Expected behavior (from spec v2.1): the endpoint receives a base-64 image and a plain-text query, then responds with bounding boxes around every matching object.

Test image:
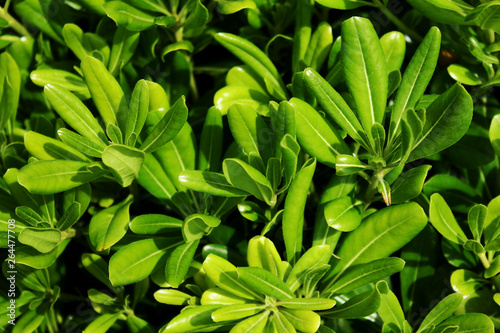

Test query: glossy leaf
[283,158,316,263]
[108,26,140,76]
[324,196,362,232]
[166,240,200,288]
[212,304,265,322]
[315,0,372,9]
[465,1,500,34]
[160,305,224,333]
[321,287,381,319]
[23,131,89,162]
[303,22,333,71]
[281,308,320,333]
[216,0,257,14]
[447,64,482,86]
[182,214,221,242]
[286,245,332,292]
[429,193,467,245]
[179,170,249,197]
[30,69,90,99]
[278,298,335,311]
[126,80,149,145]
[102,144,145,187]
[18,160,108,195]
[137,154,177,203]
[237,267,293,300]
[376,280,405,333]
[109,237,183,286]
[130,214,182,234]
[342,17,387,146]
[58,128,107,158]
[89,195,133,252]
[290,97,349,167]
[199,107,223,172]
[434,313,493,333]
[103,2,156,31]
[407,0,473,24]
[154,289,191,305]
[230,311,270,333]
[417,293,464,333]
[391,164,432,204]
[381,31,406,73]
[18,228,61,253]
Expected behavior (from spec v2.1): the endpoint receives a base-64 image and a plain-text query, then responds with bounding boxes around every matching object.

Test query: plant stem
[478,252,490,269]
[373,1,423,42]
[0,5,32,39]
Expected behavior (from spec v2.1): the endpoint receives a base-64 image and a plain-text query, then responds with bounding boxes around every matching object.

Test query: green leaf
[214,86,270,115]
[465,1,500,34]
[314,0,372,9]
[247,236,284,277]
[130,214,182,234]
[13,0,64,43]
[18,160,108,195]
[281,134,300,189]
[212,304,265,322]
[58,128,107,158]
[160,305,224,333]
[127,315,156,333]
[15,206,43,226]
[290,97,349,167]
[391,165,432,204]
[182,214,221,242]
[283,158,316,263]
[154,289,191,305]
[102,144,145,187]
[57,202,81,231]
[429,193,468,245]
[184,0,209,29]
[18,228,61,253]
[62,23,89,60]
[137,154,177,203]
[380,31,406,73]
[166,240,200,288]
[198,106,223,172]
[447,64,482,86]
[140,96,188,153]
[325,257,405,296]
[324,196,362,232]
[304,68,369,150]
[103,1,156,31]
[216,0,257,14]
[203,254,263,301]
[388,27,441,144]
[226,65,267,93]
[106,123,123,144]
[484,256,500,278]
[214,33,287,100]
[81,56,128,130]
[323,202,427,290]
[81,253,112,288]
[109,27,140,76]
[407,0,473,24]
[278,298,336,311]
[341,17,387,147]
[321,287,381,319]
[109,237,183,286]
[434,313,494,333]
[304,22,333,71]
[30,69,90,99]
[489,114,500,157]
[281,308,320,333]
[335,154,368,176]
[286,245,331,292]
[89,195,133,252]
[376,280,405,333]
[223,158,273,204]
[230,311,270,333]
[227,104,270,162]
[23,131,90,162]
[125,80,149,145]
[179,170,248,197]
[83,313,121,333]
[292,0,313,73]
[450,269,485,296]
[44,84,107,145]
[237,267,293,300]
[409,84,473,161]
[161,41,194,59]
[200,287,249,305]
[417,293,464,333]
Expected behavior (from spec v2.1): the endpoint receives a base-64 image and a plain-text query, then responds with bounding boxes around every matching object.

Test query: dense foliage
[1,0,500,332]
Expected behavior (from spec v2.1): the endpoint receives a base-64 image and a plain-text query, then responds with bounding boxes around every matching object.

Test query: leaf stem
[0,5,33,39]
[478,252,490,269]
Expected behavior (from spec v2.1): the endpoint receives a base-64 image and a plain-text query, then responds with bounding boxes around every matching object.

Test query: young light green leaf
[109,27,140,76]
[58,128,107,158]
[212,304,265,322]
[216,0,257,15]
[230,310,270,333]
[485,256,500,279]
[160,305,224,333]
[409,84,473,162]
[182,214,221,242]
[203,254,263,301]
[434,313,494,333]
[429,193,468,245]
[388,27,441,144]
[391,164,432,204]
[278,298,335,311]
[179,170,248,197]
[137,154,177,203]
[447,64,482,86]
[81,253,112,288]
[15,206,43,226]
[89,195,133,252]
[166,240,200,288]
[130,214,182,234]
[489,114,500,157]
[324,196,362,232]
[109,237,183,286]
[83,313,121,333]
[102,144,145,187]
[290,97,349,167]
[223,158,274,205]
[81,56,128,129]
[376,280,405,333]
[18,228,61,253]
[140,96,188,153]
[18,160,108,195]
[417,293,463,333]
[341,17,388,146]
[247,236,283,277]
[283,158,316,263]
[23,131,90,162]
[62,23,89,60]
[281,134,300,189]
[30,69,90,99]
[57,202,81,231]
[335,154,368,176]
[281,308,320,333]
[44,84,107,145]
[325,257,405,296]
[154,289,191,305]
[214,86,270,115]
[106,123,123,144]
[303,22,333,71]
[237,267,294,300]
[292,0,312,73]
[381,31,406,73]
[314,0,372,9]
[303,68,369,150]
[103,1,156,31]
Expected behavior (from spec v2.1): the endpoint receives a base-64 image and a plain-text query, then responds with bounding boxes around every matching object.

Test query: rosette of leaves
[295,17,473,206]
[17,55,188,194]
[0,167,90,269]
